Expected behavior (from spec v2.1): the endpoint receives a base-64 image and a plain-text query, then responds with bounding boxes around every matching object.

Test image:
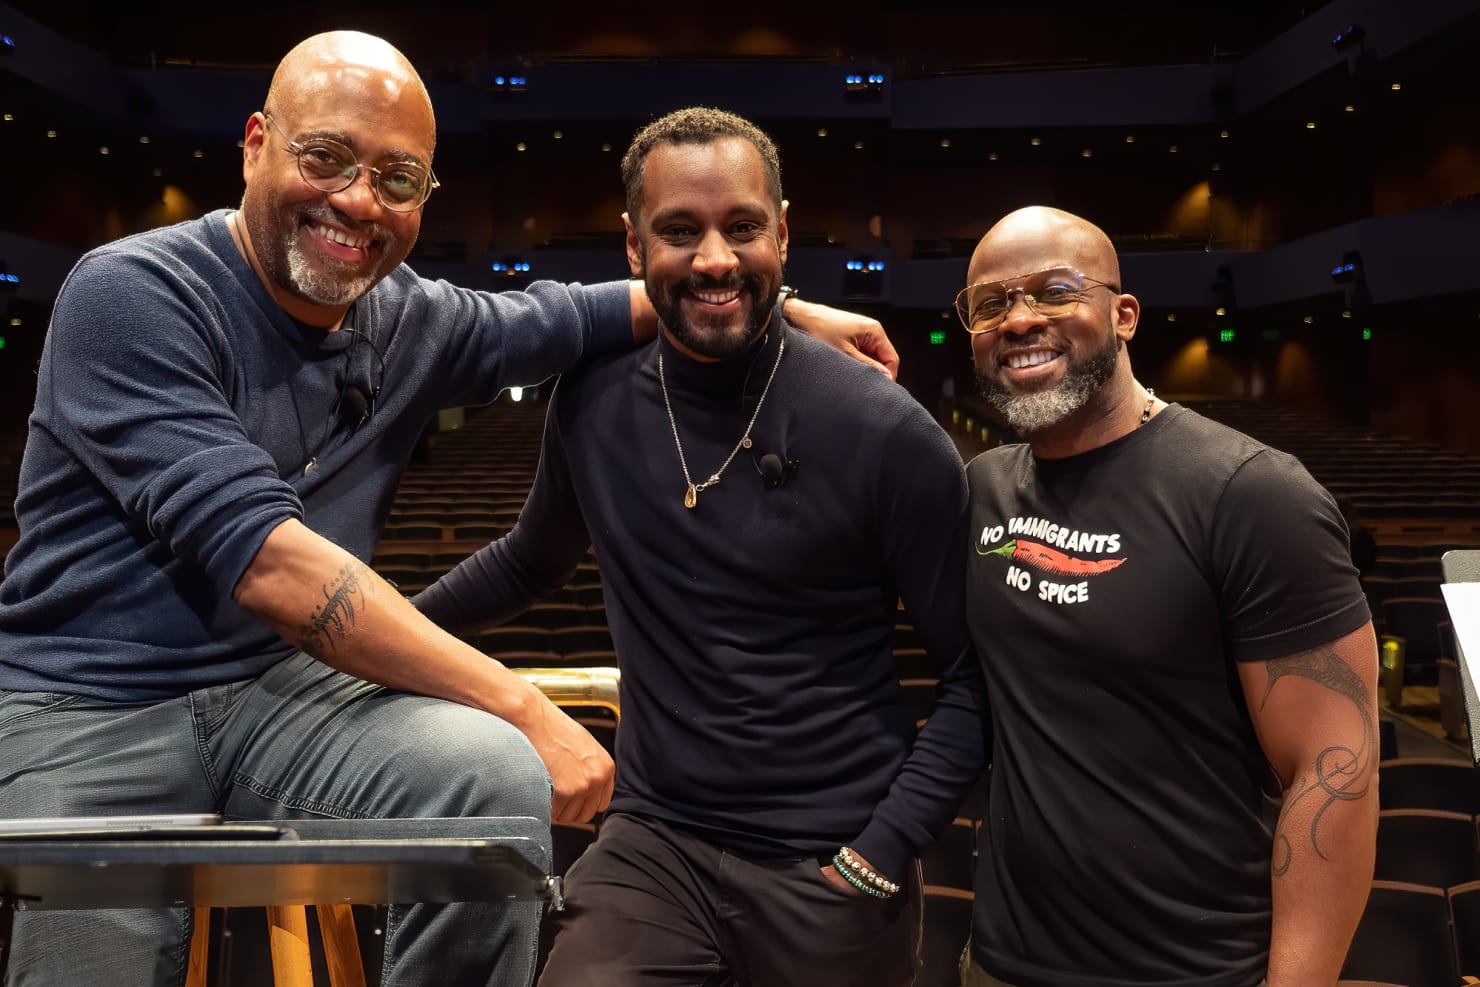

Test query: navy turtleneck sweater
[416,319,989,878]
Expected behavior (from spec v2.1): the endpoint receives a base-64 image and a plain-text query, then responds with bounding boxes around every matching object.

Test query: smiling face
[238,32,435,327]
[624,137,788,362]
[966,207,1139,441]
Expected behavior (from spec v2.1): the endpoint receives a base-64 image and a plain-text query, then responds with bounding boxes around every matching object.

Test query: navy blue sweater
[0,210,631,700]
[415,322,990,877]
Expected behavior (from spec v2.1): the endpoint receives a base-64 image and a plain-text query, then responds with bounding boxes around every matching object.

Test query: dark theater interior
[2,1,1480,985]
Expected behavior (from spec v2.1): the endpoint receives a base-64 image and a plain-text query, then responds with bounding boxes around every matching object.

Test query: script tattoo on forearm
[298,561,370,657]
[1262,647,1374,877]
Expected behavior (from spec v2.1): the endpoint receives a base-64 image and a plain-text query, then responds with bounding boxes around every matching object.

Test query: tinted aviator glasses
[262,112,440,213]
[955,267,1118,335]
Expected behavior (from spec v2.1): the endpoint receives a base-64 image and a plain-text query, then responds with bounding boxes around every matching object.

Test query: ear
[622,212,644,279]
[1113,291,1140,343]
[777,199,789,266]
[241,112,268,185]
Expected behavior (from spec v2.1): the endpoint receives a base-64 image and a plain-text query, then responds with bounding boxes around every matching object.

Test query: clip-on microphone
[759,453,800,489]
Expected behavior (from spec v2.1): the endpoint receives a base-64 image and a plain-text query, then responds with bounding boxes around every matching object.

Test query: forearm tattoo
[297,561,371,657]
[1262,647,1374,877]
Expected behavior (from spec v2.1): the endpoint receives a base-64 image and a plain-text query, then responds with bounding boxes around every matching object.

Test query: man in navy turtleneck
[415,107,989,987]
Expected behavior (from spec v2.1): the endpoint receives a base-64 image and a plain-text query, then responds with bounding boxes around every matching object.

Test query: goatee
[974,330,1120,435]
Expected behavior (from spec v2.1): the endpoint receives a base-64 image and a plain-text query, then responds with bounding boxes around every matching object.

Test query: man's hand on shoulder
[783,296,899,380]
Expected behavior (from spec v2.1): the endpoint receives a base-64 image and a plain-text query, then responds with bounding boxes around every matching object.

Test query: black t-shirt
[965,405,1369,987]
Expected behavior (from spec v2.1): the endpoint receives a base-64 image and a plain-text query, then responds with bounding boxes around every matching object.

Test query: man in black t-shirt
[957,206,1377,987]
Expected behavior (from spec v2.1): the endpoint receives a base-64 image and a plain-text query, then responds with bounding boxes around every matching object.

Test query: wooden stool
[178,672,620,987]
[187,903,365,987]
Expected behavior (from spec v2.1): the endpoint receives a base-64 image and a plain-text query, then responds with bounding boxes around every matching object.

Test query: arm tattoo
[1262,647,1374,877]
[297,561,371,657]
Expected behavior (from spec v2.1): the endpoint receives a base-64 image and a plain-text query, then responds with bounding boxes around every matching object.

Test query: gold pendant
[684,484,697,509]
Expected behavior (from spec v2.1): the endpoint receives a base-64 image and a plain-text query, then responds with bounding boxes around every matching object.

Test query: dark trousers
[539,812,922,987]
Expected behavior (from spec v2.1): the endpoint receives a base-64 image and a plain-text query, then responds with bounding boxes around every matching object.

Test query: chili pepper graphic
[980,538,1126,576]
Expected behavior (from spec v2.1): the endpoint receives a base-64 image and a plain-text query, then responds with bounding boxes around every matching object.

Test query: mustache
[299,203,395,245]
[680,274,751,293]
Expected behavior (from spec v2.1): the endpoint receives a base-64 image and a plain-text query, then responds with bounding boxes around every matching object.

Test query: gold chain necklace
[658,334,786,509]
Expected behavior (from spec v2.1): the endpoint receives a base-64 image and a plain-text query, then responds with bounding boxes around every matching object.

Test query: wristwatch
[777,284,800,307]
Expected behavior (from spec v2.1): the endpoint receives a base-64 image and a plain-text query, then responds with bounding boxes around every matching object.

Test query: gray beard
[283,238,378,307]
[976,333,1119,436]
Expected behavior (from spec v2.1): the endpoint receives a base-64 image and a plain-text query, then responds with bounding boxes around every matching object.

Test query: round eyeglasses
[262,112,440,213]
[955,266,1117,334]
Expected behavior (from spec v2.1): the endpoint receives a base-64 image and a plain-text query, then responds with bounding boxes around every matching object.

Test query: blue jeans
[0,651,553,987]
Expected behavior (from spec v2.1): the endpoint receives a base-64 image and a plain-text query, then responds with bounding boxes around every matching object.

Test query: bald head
[266,31,435,154]
[967,206,1120,289]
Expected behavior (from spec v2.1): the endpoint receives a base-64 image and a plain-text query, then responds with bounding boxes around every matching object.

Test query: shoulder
[966,442,1030,481]
[781,322,935,429]
[1157,407,1320,499]
[71,213,223,285]
[1157,406,1269,465]
[54,214,237,343]
[550,340,651,408]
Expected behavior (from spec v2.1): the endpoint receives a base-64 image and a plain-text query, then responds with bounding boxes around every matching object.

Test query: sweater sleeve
[850,407,992,878]
[413,382,593,631]
[415,277,633,408]
[38,248,302,602]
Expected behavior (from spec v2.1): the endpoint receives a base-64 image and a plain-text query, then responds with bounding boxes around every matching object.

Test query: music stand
[1440,550,1480,764]
[0,816,554,981]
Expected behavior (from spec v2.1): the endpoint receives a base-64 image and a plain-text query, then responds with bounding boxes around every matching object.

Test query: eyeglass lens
[957,268,1091,332]
[296,140,431,210]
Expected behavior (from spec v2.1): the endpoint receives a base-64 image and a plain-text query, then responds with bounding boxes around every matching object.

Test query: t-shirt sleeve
[1211,448,1371,662]
[851,401,991,877]
[38,249,304,601]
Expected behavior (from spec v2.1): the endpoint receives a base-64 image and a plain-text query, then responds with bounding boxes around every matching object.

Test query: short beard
[647,272,777,361]
[247,200,400,308]
[975,329,1120,436]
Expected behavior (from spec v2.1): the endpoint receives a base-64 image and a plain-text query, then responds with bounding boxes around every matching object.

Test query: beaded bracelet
[832,846,900,898]
[832,855,891,898]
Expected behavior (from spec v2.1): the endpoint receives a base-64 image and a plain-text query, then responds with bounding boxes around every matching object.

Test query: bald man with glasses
[0,30,893,987]
[957,207,1377,987]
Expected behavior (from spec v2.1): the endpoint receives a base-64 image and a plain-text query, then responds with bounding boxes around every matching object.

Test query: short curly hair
[621,107,783,222]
